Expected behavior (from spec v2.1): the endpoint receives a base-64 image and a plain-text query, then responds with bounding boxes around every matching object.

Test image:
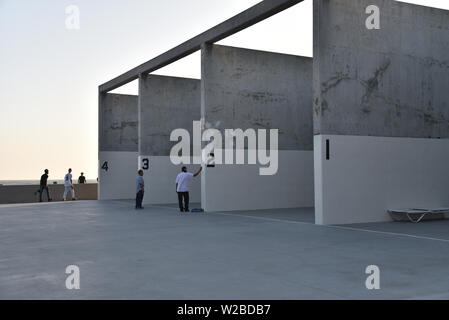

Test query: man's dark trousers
[136,190,144,208]
[177,192,189,211]
[39,185,50,202]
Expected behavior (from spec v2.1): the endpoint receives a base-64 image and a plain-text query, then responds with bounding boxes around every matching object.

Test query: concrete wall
[139,75,201,205]
[313,0,449,224]
[0,184,97,204]
[98,151,139,200]
[314,135,449,224]
[99,93,138,200]
[201,44,314,212]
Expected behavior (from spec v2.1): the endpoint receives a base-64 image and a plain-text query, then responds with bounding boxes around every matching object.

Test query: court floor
[0,200,448,299]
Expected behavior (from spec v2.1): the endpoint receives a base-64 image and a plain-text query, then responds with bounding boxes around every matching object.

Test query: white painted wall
[98,151,138,200]
[141,156,201,205]
[314,135,449,225]
[202,150,314,212]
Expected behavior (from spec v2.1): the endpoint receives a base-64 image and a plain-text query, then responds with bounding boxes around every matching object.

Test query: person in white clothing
[62,168,76,201]
[175,166,202,212]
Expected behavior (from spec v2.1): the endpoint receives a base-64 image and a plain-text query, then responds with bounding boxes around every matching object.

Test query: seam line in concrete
[328,225,449,244]
[211,212,449,243]
[212,211,312,225]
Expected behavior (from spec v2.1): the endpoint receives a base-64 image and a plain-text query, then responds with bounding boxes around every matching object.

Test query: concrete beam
[99,0,303,93]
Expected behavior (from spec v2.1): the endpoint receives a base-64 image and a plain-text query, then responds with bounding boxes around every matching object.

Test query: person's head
[68,168,72,173]
[138,170,144,176]
[182,166,187,173]
[80,172,84,176]
[44,169,49,174]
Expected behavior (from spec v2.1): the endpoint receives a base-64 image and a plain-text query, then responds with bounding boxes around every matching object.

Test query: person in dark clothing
[78,172,86,184]
[39,169,52,202]
[135,170,145,209]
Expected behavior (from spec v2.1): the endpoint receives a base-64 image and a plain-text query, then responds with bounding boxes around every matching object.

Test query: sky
[0,0,448,180]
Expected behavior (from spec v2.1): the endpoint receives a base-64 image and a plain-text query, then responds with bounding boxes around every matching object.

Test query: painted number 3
[142,158,149,170]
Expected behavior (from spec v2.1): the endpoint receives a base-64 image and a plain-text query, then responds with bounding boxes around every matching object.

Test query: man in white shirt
[63,168,76,201]
[175,166,202,212]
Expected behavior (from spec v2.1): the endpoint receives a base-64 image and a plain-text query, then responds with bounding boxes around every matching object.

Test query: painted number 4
[101,161,109,172]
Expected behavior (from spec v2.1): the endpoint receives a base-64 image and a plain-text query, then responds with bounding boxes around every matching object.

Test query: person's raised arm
[193,166,203,177]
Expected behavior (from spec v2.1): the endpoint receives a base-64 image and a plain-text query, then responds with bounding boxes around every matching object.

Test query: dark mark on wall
[361,59,391,104]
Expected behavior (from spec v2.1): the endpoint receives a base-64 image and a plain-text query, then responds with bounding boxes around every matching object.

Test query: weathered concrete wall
[99,93,138,152]
[0,184,98,204]
[314,135,449,224]
[99,93,138,200]
[313,0,449,225]
[202,44,313,150]
[201,44,314,211]
[313,0,449,138]
[139,75,201,205]
[139,75,201,156]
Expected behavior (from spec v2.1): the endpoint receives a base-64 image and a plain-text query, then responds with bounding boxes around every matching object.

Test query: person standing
[39,169,52,202]
[136,170,145,209]
[63,168,76,201]
[78,172,86,184]
[176,166,202,212]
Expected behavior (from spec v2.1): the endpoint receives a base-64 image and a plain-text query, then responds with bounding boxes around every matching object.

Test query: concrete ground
[0,200,448,300]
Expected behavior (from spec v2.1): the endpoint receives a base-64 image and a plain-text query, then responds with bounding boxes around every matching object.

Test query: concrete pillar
[313,0,449,224]
[98,93,139,200]
[201,44,314,212]
[138,74,201,205]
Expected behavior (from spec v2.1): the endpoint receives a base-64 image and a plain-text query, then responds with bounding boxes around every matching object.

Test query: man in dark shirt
[39,169,52,202]
[78,172,86,184]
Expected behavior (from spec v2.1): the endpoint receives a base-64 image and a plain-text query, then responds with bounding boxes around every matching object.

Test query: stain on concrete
[361,59,391,104]
[321,72,351,94]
